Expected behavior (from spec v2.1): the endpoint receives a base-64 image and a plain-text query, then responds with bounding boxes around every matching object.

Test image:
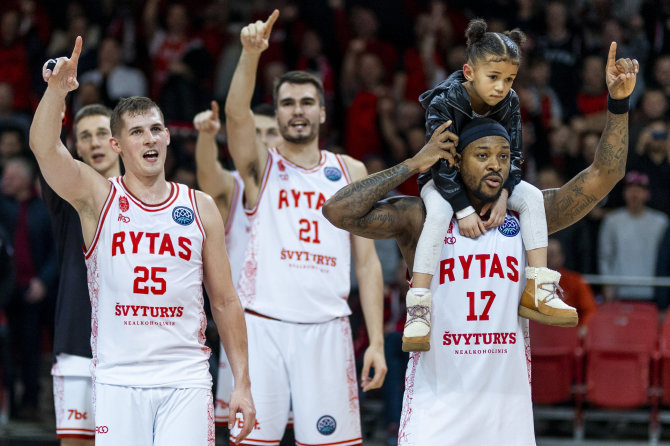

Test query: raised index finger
[263,9,279,38]
[70,36,83,64]
[210,100,220,121]
[607,41,617,68]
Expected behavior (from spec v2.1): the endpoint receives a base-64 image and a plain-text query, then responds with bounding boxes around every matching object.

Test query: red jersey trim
[271,146,327,173]
[234,437,281,445]
[245,151,274,217]
[225,175,241,235]
[84,183,116,259]
[118,177,179,211]
[57,434,96,439]
[189,188,206,241]
[334,154,352,184]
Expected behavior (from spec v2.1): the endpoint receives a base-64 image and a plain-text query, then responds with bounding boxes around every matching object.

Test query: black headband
[457,118,510,153]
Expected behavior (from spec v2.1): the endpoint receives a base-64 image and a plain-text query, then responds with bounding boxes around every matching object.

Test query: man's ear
[463,63,474,81]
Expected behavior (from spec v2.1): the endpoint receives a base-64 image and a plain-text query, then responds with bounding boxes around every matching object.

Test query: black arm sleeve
[503,93,523,193]
[417,91,472,213]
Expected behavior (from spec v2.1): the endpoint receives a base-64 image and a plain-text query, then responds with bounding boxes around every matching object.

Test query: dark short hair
[74,104,112,134]
[110,97,164,137]
[252,103,276,118]
[273,71,325,109]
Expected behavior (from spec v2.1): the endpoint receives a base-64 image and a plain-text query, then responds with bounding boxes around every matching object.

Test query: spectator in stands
[0,9,32,112]
[628,119,670,215]
[0,156,57,420]
[0,128,27,173]
[0,83,30,139]
[630,88,668,149]
[548,238,597,326]
[79,37,148,108]
[598,171,669,301]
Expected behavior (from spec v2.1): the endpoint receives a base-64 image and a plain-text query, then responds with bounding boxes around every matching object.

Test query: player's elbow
[322,200,342,228]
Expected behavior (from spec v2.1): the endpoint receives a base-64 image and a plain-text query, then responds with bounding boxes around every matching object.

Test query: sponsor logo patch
[324,167,342,181]
[316,415,336,435]
[172,206,194,226]
[498,215,520,237]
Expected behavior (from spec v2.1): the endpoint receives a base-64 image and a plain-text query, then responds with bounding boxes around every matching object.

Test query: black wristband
[607,95,629,114]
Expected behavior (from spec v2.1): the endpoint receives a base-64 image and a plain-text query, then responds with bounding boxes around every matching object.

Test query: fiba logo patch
[172,206,194,226]
[498,215,520,237]
[316,415,336,435]
[119,196,129,212]
[324,167,342,181]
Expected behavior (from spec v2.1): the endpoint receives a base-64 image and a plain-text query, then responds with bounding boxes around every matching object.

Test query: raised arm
[225,10,278,208]
[544,42,639,234]
[323,121,456,263]
[193,101,236,224]
[30,36,110,241]
[197,190,255,443]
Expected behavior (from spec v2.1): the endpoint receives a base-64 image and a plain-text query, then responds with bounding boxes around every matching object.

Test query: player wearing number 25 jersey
[85,177,211,387]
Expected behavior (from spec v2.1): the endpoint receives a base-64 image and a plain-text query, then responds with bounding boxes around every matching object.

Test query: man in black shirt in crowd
[41,103,120,445]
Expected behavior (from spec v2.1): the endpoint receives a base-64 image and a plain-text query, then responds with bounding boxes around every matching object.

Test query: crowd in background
[1,0,670,442]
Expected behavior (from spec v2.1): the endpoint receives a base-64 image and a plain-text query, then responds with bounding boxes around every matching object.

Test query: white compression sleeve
[506,180,548,250]
[414,180,455,275]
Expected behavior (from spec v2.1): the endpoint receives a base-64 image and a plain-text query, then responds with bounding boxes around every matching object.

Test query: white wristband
[455,206,475,219]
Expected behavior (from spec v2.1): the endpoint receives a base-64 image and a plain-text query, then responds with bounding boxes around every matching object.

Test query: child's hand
[458,213,486,238]
[483,190,508,229]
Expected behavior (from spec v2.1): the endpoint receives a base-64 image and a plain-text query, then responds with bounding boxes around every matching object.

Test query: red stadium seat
[585,307,658,409]
[658,312,670,406]
[530,320,581,404]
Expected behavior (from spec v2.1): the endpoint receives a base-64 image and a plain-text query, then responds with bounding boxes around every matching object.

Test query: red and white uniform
[215,171,249,425]
[85,177,210,388]
[399,214,534,446]
[238,148,352,322]
[231,149,361,446]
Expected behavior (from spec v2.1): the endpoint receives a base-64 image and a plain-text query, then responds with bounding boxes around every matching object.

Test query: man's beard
[280,122,318,144]
[471,174,504,203]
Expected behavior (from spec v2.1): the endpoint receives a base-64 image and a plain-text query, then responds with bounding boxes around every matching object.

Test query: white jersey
[224,171,249,285]
[85,177,211,388]
[399,214,534,446]
[238,148,352,323]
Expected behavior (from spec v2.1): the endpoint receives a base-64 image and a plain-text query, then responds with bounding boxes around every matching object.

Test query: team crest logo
[324,167,342,181]
[172,206,194,226]
[498,215,520,237]
[316,415,336,435]
[278,160,286,171]
[119,196,129,212]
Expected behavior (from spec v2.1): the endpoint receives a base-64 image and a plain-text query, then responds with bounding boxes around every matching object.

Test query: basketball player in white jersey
[226,10,387,446]
[323,42,638,445]
[193,101,295,441]
[30,37,255,445]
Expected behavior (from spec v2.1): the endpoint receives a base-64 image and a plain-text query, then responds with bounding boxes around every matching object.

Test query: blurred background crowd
[1,0,670,443]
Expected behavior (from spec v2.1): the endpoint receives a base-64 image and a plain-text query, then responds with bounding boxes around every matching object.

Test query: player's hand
[483,189,508,229]
[606,41,639,100]
[361,344,387,392]
[410,120,457,173]
[193,101,221,135]
[458,212,485,238]
[240,9,279,54]
[25,278,47,304]
[43,36,82,93]
[228,385,256,444]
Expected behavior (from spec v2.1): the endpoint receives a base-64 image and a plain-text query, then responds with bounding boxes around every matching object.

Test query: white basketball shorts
[94,383,214,445]
[230,314,362,446]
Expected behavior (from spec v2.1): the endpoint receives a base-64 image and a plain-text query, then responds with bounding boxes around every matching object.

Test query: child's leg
[413,180,454,288]
[508,181,578,327]
[506,180,547,267]
[403,180,454,352]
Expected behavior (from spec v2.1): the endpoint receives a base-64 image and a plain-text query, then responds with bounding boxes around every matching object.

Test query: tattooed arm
[544,42,638,234]
[323,121,457,247]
